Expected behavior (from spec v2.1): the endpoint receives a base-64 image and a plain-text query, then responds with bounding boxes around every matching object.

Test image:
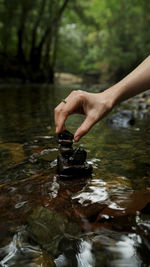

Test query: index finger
[54,93,80,133]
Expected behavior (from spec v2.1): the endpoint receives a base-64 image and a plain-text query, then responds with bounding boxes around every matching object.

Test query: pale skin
[54,55,150,142]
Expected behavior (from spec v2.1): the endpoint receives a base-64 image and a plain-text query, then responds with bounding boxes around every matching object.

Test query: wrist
[99,87,117,110]
[102,83,127,109]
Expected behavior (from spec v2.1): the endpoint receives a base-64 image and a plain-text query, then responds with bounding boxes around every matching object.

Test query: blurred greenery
[0,0,149,83]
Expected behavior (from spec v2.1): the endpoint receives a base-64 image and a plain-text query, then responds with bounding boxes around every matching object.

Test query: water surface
[0,85,150,266]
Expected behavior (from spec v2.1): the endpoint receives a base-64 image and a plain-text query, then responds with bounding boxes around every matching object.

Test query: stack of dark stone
[57,130,92,179]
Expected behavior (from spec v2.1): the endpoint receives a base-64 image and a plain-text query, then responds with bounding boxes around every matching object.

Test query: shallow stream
[0,85,150,266]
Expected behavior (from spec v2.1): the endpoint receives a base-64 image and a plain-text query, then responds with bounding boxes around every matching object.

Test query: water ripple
[72,178,108,205]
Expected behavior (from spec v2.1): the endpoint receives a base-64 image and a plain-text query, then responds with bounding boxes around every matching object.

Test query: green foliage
[0,0,149,82]
[95,0,150,79]
[0,0,70,82]
[56,0,150,81]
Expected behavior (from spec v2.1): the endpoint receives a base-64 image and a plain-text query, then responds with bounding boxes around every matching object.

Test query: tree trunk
[29,0,70,82]
[30,0,46,64]
[17,4,30,65]
[17,28,25,64]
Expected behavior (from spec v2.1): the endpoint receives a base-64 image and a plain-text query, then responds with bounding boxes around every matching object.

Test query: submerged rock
[27,206,81,257]
[107,110,135,128]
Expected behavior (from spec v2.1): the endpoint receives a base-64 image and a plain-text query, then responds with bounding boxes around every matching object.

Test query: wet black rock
[68,148,87,165]
[58,130,74,140]
[58,130,73,144]
[107,110,135,128]
[57,130,92,178]
[60,146,73,159]
[58,139,73,147]
[58,130,74,147]
[57,154,93,178]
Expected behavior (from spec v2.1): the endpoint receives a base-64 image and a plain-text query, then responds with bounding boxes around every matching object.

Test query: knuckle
[71,90,77,95]
[71,89,83,95]
[54,107,59,114]
[77,90,85,97]
[77,92,85,102]
[54,106,63,115]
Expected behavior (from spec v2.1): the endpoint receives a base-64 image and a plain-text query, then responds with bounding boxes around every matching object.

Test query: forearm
[103,55,150,108]
[54,56,150,140]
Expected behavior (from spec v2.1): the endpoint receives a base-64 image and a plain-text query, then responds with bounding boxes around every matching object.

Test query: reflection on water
[72,178,108,204]
[92,230,143,267]
[55,240,94,267]
[0,227,55,266]
[0,85,150,266]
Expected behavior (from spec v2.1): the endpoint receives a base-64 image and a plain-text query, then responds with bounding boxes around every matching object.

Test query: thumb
[74,115,95,142]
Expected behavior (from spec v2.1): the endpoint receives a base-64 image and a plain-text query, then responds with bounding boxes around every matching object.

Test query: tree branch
[57,0,70,21]
[71,1,99,29]
[38,0,70,52]
[30,0,46,55]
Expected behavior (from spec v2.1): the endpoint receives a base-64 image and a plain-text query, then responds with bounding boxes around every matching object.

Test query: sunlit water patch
[72,178,108,205]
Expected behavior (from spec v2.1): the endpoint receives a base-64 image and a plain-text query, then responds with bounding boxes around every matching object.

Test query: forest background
[0,0,150,84]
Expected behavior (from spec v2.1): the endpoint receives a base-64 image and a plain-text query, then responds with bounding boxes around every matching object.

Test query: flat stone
[58,130,73,141]
[68,148,87,165]
[60,146,73,158]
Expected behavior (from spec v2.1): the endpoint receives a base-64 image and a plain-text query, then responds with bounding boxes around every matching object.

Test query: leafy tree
[0,0,149,83]
[0,0,70,82]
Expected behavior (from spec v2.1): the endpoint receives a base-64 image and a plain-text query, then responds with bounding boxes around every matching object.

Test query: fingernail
[74,135,80,142]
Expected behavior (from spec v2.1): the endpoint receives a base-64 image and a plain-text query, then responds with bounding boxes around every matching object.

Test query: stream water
[0,84,150,266]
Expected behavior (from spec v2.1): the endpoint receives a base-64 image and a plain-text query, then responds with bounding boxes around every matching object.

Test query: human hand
[54,90,113,141]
